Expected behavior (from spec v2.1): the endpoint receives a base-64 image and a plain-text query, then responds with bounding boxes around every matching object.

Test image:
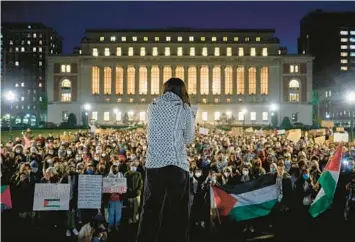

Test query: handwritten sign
[321,120,334,128]
[287,129,302,143]
[334,132,349,143]
[199,127,209,135]
[103,177,127,194]
[314,136,325,145]
[336,127,345,132]
[277,130,286,135]
[231,127,243,136]
[78,175,102,209]
[33,184,70,211]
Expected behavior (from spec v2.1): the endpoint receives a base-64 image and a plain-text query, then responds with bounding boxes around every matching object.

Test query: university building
[46,28,313,125]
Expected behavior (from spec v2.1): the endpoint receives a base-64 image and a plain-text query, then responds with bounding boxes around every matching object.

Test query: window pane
[163,66,172,83]
[104,112,110,121]
[200,66,209,95]
[115,67,124,94]
[260,67,269,95]
[127,66,135,94]
[250,112,256,121]
[92,66,100,94]
[151,66,160,95]
[225,66,233,95]
[188,66,197,95]
[237,66,245,95]
[104,67,112,94]
[262,112,268,121]
[248,67,256,94]
[139,66,148,95]
[175,66,184,80]
[212,66,221,94]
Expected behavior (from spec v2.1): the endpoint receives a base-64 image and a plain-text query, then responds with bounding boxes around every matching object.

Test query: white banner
[33,184,70,211]
[78,175,102,209]
[199,127,209,135]
[103,177,127,194]
[334,132,349,143]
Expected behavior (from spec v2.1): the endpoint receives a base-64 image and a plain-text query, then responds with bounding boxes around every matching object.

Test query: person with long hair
[136,78,195,242]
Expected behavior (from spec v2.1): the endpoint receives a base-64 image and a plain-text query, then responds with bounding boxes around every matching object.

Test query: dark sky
[2,1,355,54]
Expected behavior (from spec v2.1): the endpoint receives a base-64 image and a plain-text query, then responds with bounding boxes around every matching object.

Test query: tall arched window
[175,66,184,80]
[260,67,269,95]
[115,67,124,94]
[225,66,233,95]
[248,67,256,94]
[289,79,300,102]
[139,66,148,95]
[200,66,209,95]
[61,79,71,102]
[151,66,160,95]
[127,66,135,94]
[237,66,245,95]
[212,66,221,95]
[104,67,112,95]
[92,66,100,94]
[163,66,172,83]
[188,66,197,95]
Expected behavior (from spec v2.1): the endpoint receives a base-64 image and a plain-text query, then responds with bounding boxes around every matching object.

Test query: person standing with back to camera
[136,78,196,242]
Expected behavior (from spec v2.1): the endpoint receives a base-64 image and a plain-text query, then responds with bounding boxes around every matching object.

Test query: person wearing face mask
[219,167,235,186]
[13,144,26,162]
[125,162,143,224]
[190,168,208,229]
[30,160,41,182]
[85,162,96,175]
[283,153,292,172]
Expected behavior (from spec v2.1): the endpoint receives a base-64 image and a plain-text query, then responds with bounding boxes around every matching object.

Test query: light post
[83,103,91,128]
[269,103,279,128]
[242,108,248,128]
[6,91,16,140]
[346,92,355,142]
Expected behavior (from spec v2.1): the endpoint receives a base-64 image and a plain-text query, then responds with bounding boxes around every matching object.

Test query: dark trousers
[136,165,190,242]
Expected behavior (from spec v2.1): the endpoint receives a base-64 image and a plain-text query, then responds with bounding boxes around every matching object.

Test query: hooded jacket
[146,91,195,172]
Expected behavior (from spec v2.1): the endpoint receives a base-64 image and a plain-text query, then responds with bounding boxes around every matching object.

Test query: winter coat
[124,171,143,198]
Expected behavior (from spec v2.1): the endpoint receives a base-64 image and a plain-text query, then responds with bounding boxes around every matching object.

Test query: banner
[199,127,209,135]
[314,136,326,145]
[78,175,102,209]
[321,120,334,128]
[334,132,349,143]
[33,184,70,211]
[60,134,75,142]
[1,185,12,211]
[103,177,127,194]
[277,130,286,135]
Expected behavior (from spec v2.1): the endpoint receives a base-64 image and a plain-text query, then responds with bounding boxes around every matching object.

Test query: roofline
[85,28,276,33]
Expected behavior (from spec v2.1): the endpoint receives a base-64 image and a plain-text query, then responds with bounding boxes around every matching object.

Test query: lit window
[163,66,172,83]
[351,45,355,49]
[129,99,134,103]
[212,66,221,95]
[341,66,348,71]
[27,40,31,45]
[238,112,244,121]
[92,48,98,56]
[128,47,134,56]
[144,37,148,41]
[104,112,110,121]
[341,52,348,57]
[104,48,110,56]
[92,112,98,121]
[289,93,300,102]
[256,37,261,41]
[200,66,209,95]
[51,50,53,54]
[33,47,37,52]
[155,37,159,41]
[61,79,72,102]
[289,79,300,103]
[262,48,268,56]
[21,47,25,52]
[350,38,355,42]
[262,112,268,121]
[92,66,100,94]
[115,47,122,56]
[248,67,256,94]
[214,98,219,103]
[127,66,135,94]
[178,36,182,42]
[223,37,228,42]
[121,36,126,42]
[226,47,232,56]
[152,47,158,56]
[151,66,160,95]
[128,111,134,120]
[39,47,42,52]
[340,31,348,35]
[139,112,146,122]
[39,96,43,101]
[140,47,146,56]
[250,112,256,121]
[290,65,299,73]
[202,47,208,56]
[39,61,42,66]
[28,25,31,29]
[214,112,221,121]
[115,112,122,121]
[139,66,148,95]
[341,59,348,64]
[351,31,355,35]
[15,83,19,87]
[225,66,233,95]
[190,47,195,56]
[21,82,25,87]
[234,37,239,42]
[15,47,19,52]
[9,40,13,45]
[237,66,245,95]
[238,47,244,56]
[341,38,348,42]
[104,67,112,94]
[61,65,66,72]
[21,96,24,101]
[110,36,116,41]
[202,112,208,121]
[245,37,250,41]
[351,52,355,57]
[202,98,207,104]
[212,37,217,42]
[289,79,300,90]
[341,45,348,49]
[188,66,197,95]
[166,36,171,41]
[39,83,42,87]
[329,90,332,97]
[250,47,256,56]
[177,47,183,56]
[15,61,19,66]
[175,66,184,80]
[201,37,205,41]
[189,36,194,42]
[165,47,170,56]
[260,67,269,95]
[39,40,42,45]
[115,66,124,94]
[214,47,220,56]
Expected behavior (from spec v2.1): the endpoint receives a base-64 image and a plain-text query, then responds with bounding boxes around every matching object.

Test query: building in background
[46,28,313,126]
[1,22,62,126]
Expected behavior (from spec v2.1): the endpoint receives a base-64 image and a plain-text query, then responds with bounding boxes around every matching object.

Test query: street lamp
[5,91,16,140]
[269,103,279,128]
[242,108,248,128]
[83,103,91,128]
[346,91,355,142]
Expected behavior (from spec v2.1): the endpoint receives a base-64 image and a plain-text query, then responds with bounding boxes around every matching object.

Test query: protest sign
[314,136,325,145]
[255,129,264,137]
[231,127,243,136]
[1,185,12,211]
[245,127,254,133]
[33,184,70,211]
[78,175,102,209]
[287,129,302,143]
[336,127,345,132]
[321,120,334,128]
[103,177,127,194]
[277,130,286,135]
[334,132,349,143]
[308,129,326,137]
[199,127,209,135]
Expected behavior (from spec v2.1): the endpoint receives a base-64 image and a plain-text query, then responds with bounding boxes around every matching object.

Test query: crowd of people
[1,126,355,242]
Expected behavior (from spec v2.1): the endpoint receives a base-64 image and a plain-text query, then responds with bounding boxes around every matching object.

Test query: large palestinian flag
[211,174,278,221]
[309,144,342,218]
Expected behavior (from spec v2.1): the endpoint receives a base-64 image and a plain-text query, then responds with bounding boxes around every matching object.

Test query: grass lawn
[1,129,86,142]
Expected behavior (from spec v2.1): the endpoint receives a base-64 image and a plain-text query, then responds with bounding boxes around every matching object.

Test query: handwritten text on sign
[103,177,127,194]
[78,175,102,209]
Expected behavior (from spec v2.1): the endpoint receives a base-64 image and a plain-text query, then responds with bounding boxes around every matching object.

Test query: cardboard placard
[33,184,70,211]
[336,127,345,132]
[308,129,326,137]
[245,127,254,133]
[199,127,209,135]
[103,177,127,194]
[287,129,302,143]
[334,132,349,143]
[314,136,326,145]
[277,130,286,135]
[78,175,102,209]
[231,127,244,136]
[321,120,334,128]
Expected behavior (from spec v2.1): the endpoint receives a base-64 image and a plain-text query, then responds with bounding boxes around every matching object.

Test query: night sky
[2,1,355,54]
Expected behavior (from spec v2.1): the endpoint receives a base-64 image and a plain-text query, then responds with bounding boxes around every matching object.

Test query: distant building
[46,28,313,125]
[1,22,62,126]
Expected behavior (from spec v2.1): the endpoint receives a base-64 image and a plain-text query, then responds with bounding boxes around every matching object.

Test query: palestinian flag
[43,199,61,208]
[1,185,12,211]
[211,174,278,221]
[309,144,342,218]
